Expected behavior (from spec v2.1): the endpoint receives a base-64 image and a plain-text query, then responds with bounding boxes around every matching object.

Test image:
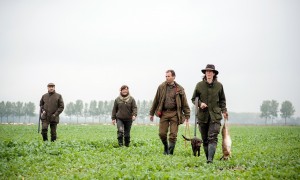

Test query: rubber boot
[51,136,56,142]
[42,133,48,141]
[168,142,176,155]
[162,141,169,155]
[203,145,208,160]
[207,143,217,163]
[118,137,123,147]
[124,137,130,147]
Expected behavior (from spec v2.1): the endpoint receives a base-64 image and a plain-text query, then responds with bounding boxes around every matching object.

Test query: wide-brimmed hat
[201,64,219,75]
[47,83,55,87]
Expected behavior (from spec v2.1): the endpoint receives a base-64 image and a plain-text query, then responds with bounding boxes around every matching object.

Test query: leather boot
[207,143,217,163]
[168,142,176,155]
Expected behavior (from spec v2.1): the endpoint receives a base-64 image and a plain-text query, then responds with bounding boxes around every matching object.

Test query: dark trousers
[198,116,221,147]
[41,120,57,141]
[117,119,133,146]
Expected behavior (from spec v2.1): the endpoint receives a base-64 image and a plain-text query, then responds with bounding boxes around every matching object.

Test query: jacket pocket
[212,107,222,120]
[197,111,206,122]
[50,116,59,123]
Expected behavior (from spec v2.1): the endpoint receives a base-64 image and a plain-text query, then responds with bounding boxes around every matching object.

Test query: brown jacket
[40,91,64,123]
[150,81,190,124]
[111,95,137,121]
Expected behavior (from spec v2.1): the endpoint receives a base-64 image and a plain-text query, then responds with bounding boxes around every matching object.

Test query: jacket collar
[48,91,55,95]
[163,81,183,95]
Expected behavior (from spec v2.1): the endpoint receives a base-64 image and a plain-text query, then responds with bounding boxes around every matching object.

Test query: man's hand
[150,116,154,122]
[200,102,208,109]
[223,112,228,120]
[112,119,116,125]
[132,116,136,121]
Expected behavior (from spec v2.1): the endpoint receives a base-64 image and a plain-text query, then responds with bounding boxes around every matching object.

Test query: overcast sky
[0,0,299,116]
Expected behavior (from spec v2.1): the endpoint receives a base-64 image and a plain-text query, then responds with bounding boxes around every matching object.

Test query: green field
[0,124,299,179]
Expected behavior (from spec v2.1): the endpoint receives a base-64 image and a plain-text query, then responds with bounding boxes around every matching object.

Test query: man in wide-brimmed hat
[191,64,228,163]
[39,83,64,142]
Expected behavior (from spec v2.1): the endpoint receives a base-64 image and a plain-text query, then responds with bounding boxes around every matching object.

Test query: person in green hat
[40,83,64,142]
[191,64,228,163]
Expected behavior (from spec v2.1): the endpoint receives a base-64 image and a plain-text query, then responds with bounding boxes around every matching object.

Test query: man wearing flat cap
[39,83,64,141]
[191,64,228,163]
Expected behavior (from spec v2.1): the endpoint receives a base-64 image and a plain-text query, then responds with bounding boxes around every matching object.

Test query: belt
[163,108,177,112]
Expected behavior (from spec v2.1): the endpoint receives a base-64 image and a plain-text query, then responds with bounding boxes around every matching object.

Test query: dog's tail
[182,135,191,141]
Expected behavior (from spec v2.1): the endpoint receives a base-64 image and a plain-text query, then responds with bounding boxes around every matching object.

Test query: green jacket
[111,95,137,121]
[150,81,190,124]
[40,91,64,123]
[191,80,227,123]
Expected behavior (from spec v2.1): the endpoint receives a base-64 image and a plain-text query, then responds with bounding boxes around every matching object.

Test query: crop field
[0,124,299,179]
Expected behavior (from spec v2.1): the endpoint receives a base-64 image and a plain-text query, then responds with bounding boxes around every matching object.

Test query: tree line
[0,101,36,123]
[260,100,295,125]
[64,99,156,124]
[0,99,297,125]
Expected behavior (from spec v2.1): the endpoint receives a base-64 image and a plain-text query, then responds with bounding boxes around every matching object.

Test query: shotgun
[194,97,199,137]
[38,106,41,133]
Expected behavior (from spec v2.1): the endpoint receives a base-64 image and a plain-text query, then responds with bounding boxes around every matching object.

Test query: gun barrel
[194,97,199,137]
[38,106,41,133]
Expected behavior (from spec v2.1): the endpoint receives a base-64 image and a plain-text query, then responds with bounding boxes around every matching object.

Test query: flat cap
[47,83,55,87]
